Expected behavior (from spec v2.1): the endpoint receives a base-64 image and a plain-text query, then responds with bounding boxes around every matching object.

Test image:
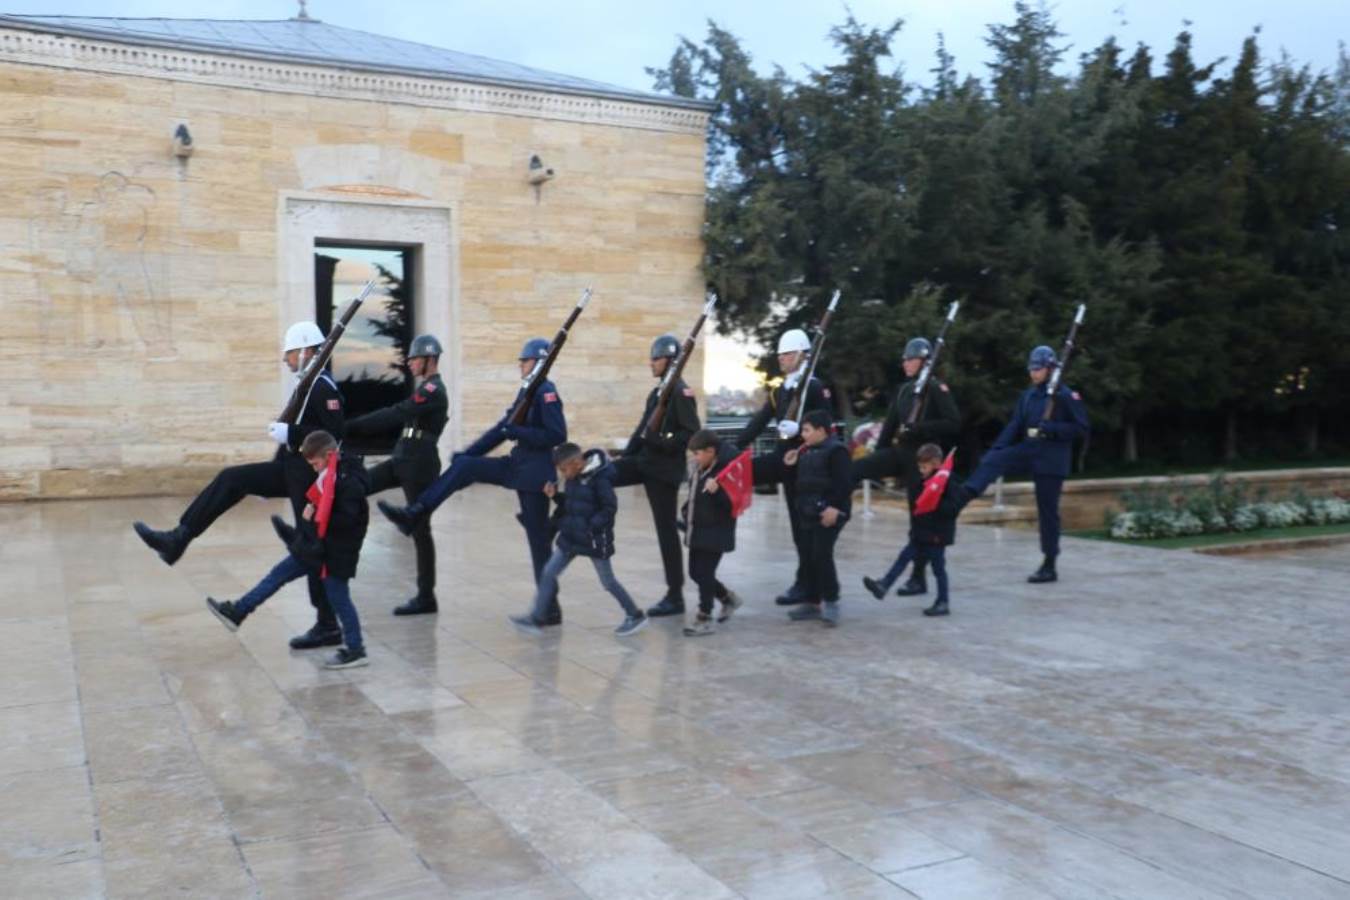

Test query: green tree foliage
[651,4,1350,468]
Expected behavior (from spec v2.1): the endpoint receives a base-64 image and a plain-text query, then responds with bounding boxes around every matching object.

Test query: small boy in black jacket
[784,409,852,626]
[509,443,648,637]
[863,443,959,616]
[207,431,372,668]
[681,430,743,637]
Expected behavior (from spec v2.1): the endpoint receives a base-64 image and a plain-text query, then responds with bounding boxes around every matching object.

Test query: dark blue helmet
[519,338,550,361]
[1027,345,1057,371]
[409,334,443,359]
[903,337,932,360]
[650,334,680,360]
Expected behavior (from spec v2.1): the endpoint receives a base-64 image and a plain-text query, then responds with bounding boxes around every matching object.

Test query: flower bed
[1106,474,1350,540]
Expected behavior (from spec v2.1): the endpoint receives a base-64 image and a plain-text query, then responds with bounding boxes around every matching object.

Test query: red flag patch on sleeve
[682,387,695,397]
[424,382,437,392]
[326,399,340,411]
[413,392,427,404]
[1072,391,1082,401]
[543,392,558,403]
[823,388,832,399]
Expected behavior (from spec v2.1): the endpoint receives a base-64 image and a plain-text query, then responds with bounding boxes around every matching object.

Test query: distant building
[0,14,710,499]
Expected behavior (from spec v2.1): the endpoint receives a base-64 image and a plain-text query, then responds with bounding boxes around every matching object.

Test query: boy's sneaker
[683,614,716,637]
[323,646,368,669]
[716,590,743,623]
[821,600,840,627]
[615,612,648,636]
[509,613,543,636]
[861,577,886,600]
[206,597,246,632]
[788,603,822,622]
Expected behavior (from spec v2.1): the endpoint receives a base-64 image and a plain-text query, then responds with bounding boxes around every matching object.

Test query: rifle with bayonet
[903,300,960,433]
[507,287,593,426]
[783,289,842,426]
[645,296,716,438]
[278,279,375,424]
[1041,303,1086,422]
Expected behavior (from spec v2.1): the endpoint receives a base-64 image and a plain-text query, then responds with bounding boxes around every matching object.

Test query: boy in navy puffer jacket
[510,443,648,636]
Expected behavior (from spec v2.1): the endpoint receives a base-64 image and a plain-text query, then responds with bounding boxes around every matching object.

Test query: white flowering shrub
[1230,507,1262,532]
[1252,501,1306,528]
[1105,473,1350,540]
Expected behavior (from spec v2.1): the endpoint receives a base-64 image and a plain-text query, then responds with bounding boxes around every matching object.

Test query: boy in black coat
[681,430,743,637]
[206,431,373,668]
[863,443,959,616]
[510,444,648,637]
[783,409,853,627]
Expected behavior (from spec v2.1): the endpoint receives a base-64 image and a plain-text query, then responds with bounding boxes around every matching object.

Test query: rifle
[278,279,376,425]
[645,296,716,438]
[904,300,960,431]
[783,289,842,426]
[1042,303,1086,421]
[506,287,593,426]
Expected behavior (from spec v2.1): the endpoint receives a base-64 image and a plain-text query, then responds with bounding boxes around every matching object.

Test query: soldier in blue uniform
[613,334,701,618]
[377,338,567,623]
[132,320,345,649]
[346,334,449,617]
[736,328,835,606]
[957,345,1089,583]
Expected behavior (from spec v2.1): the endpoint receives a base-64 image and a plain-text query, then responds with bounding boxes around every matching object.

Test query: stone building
[0,13,710,500]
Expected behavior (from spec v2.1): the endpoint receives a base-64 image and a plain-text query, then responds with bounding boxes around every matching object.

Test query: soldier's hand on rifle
[820,506,841,528]
[267,422,289,445]
[777,420,800,440]
[703,478,720,494]
[1026,427,1042,439]
[783,448,800,467]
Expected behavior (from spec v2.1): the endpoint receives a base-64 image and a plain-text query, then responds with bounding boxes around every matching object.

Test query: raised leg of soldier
[134,459,287,565]
[379,454,510,535]
[960,442,1037,503]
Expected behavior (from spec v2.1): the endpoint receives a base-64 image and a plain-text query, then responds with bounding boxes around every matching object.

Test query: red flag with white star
[714,448,754,518]
[913,449,955,516]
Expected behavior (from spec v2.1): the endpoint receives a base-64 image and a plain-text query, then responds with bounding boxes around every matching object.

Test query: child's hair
[916,443,943,464]
[299,430,337,459]
[802,409,833,431]
[688,429,720,452]
[551,442,583,465]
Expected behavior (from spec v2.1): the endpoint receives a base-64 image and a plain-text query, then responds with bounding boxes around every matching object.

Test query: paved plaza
[2,485,1348,899]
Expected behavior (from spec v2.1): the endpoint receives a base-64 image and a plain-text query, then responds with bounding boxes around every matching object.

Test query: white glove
[782,371,802,391]
[267,422,290,445]
[777,419,800,440]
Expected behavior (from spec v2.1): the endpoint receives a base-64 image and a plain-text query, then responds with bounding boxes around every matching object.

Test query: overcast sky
[14,1,1348,94]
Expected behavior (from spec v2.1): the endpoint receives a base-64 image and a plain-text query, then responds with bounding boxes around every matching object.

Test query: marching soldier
[851,337,961,597]
[346,334,449,616]
[956,345,1089,583]
[613,334,701,618]
[133,321,345,649]
[377,338,567,624]
[736,328,835,606]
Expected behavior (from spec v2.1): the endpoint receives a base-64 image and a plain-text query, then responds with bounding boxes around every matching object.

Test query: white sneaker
[682,614,716,637]
[716,589,742,623]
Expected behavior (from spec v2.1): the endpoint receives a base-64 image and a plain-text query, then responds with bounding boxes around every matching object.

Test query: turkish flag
[303,450,339,577]
[714,448,754,518]
[913,449,955,516]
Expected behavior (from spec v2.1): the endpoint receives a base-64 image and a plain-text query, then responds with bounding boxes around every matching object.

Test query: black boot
[377,500,425,537]
[206,597,247,631]
[539,602,563,627]
[861,577,887,600]
[775,584,808,606]
[894,576,927,597]
[133,521,189,566]
[270,514,297,548]
[393,595,438,616]
[289,623,343,649]
[922,598,949,617]
[647,597,685,617]
[1027,558,1058,584]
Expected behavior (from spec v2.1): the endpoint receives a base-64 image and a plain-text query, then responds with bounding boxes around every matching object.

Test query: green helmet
[409,334,443,359]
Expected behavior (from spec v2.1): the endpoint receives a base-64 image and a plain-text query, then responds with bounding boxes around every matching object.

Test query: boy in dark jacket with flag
[783,409,853,626]
[863,443,959,617]
[681,430,745,637]
[206,431,373,668]
[510,444,647,636]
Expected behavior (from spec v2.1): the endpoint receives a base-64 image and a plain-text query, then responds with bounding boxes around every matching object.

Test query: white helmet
[776,328,811,354]
[283,321,325,352]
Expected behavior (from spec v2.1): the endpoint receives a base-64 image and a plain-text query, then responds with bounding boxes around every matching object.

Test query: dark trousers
[965,442,1065,559]
[234,555,363,652]
[367,448,440,598]
[415,454,560,619]
[751,452,807,588]
[802,521,845,603]
[880,541,949,604]
[610,458,684,601]
[852,446,927,584]
[688,549,729,615]
[178,453,333,630]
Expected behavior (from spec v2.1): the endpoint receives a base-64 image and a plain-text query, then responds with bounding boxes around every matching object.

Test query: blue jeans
[880,541,949,604]
[529,547,638,622]
[235,555,363,652]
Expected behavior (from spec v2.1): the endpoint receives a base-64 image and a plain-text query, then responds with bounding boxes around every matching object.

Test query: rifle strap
[296,371,335,426]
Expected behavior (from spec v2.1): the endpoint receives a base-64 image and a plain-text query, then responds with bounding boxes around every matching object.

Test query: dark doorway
[314,243,415,456]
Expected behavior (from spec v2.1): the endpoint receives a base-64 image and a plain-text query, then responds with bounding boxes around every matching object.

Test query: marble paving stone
[887,856,1053,900]
[0,700,86,776]
[785,747,977,813]
[809,815,967,876]
[83,703,201,785]
[0,766,98,866]
[394,705,552,781]
[242,824,447,898]
[0,858,105,899]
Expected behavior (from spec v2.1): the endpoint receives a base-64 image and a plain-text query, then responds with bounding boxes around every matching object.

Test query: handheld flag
[303,450,340,577]
[714,448,754,518]
[913,449,955,516]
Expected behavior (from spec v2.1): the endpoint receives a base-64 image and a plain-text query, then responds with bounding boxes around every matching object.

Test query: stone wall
[0,47,709,499]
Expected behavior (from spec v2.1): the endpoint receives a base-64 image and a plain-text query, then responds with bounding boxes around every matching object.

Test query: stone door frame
[277,191,460,450]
